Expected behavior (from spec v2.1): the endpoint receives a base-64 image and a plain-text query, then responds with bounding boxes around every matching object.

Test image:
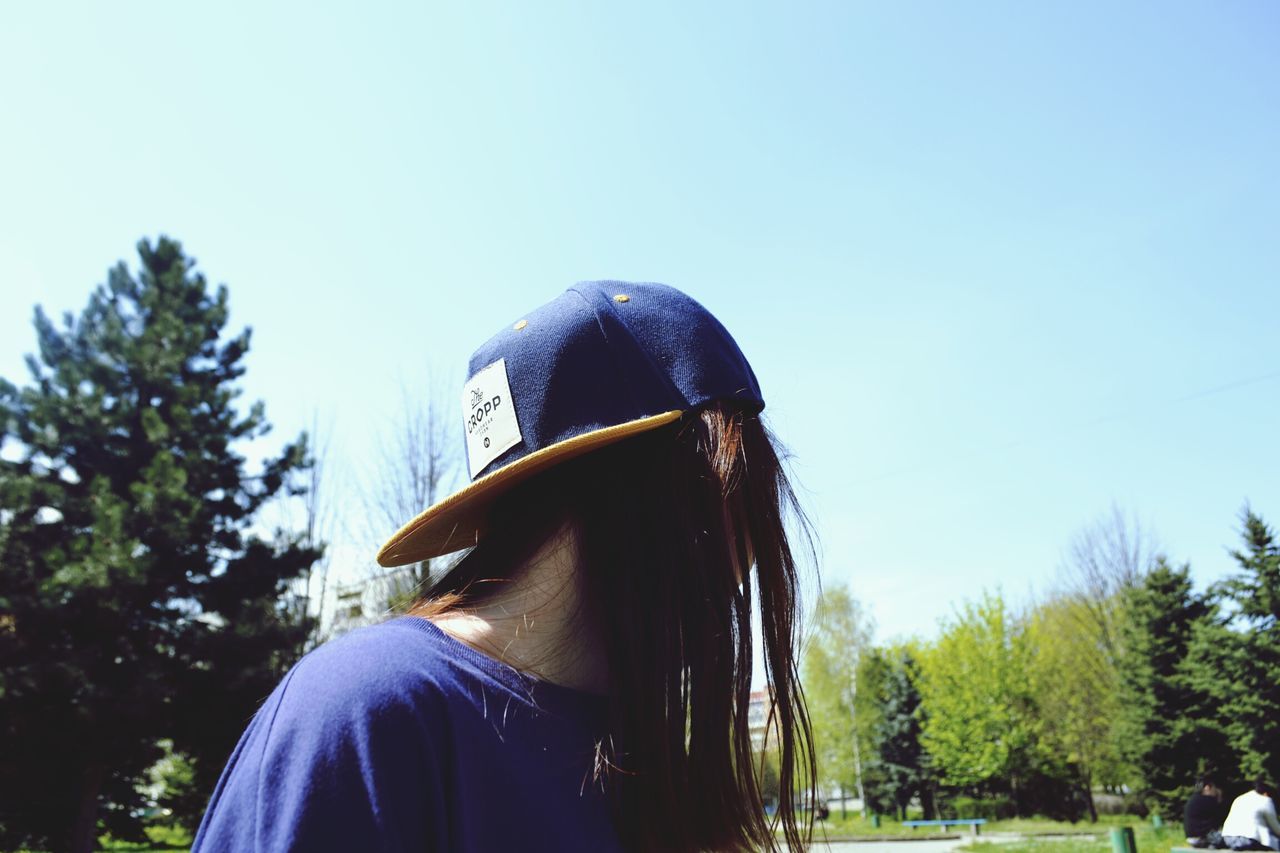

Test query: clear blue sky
[2,2,1277,642]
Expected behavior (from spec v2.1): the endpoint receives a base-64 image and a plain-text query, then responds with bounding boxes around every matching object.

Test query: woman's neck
[429,527,609,694]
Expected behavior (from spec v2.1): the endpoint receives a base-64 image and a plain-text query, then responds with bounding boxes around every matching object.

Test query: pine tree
[1115,558,1226,816]
[0,237,320,852]
[1222,510,1280,781]
[869,649,932,820]
[1187,509,1280,785]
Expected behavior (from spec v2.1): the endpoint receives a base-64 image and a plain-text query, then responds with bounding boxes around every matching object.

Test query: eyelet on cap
[513,319,528,331]
[614,294,630,303]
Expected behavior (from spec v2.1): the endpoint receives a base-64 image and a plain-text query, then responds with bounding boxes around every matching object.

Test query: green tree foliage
[863,646,933,819]
[1219,509,1280,781]
[1115,558,1226,816]
[802,585,873,805]
[1026,593,1124,820]
[144,740,202,830]
[839,509,1277,821]
[1186,509,1280,785]
[852,647,891,814]
[1225,510,1280,625]
[915,592,1041,800]
[759,746,781,809]
[0,238,320,852]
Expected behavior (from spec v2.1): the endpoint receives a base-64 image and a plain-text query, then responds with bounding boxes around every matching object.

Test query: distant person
[1222,778,1280,851]
[1185,775,1228,848]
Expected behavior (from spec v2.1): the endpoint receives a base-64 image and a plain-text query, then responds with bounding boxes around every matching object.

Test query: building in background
[748,689,773,750]
[325,565,423,638]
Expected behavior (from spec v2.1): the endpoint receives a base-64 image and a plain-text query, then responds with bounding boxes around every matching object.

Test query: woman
[193,281,817,852]
[1222,778,1280,851]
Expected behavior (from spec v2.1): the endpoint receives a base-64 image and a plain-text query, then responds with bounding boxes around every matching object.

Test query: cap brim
[375,409,684,567]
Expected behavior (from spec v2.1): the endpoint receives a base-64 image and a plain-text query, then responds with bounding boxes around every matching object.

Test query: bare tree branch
[360,371,462,610]
[1059,503,1161,661]
[302,412,336,648]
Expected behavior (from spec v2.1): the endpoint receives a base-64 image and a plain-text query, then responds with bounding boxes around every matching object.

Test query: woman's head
[413,403,816,852]
[375,281,764,567]
[380,282,816,851]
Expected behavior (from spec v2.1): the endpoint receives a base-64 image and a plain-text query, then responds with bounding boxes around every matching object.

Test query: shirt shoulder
[193,617,513,852]
[288,616,485,706]
[280,616,539,725]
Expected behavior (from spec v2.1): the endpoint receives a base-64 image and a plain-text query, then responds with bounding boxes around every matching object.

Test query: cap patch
[462,359,523,479]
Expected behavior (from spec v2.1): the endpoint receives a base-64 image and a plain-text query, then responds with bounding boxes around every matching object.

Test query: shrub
[941,795,1015,820]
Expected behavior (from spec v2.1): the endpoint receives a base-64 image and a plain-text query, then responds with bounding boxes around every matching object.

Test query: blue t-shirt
[193,616,622,852]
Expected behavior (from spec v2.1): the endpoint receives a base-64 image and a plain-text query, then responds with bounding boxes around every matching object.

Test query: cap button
[613,294,630,303]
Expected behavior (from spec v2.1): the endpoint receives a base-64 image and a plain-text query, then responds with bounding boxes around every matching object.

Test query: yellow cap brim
[375,409,684,567]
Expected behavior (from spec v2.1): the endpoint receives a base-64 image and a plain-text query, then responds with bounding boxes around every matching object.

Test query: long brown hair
[410,404,816,851]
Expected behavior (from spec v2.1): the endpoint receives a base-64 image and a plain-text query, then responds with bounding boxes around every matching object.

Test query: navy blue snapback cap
[375,280,763,566]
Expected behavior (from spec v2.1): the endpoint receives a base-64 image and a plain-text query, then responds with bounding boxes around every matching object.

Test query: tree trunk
[846,662,868,818]
[921,784,937,820]
[1084,771,1098,823]
[67,763,105,853]
[852,730,867,818]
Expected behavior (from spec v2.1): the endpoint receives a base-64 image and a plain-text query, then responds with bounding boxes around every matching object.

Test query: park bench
[902,818,988,836]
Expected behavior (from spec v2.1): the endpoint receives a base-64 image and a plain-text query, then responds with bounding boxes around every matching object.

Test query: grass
[969,839,1109,853]
[110,820,1178,853]
[807,812,1109,838]
[967,823,1182,853]
[804,811,1171,844]
[979,815,1143,835]
[117,817,1180,853]
[15,825,192,853]
[99,824,193,852]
